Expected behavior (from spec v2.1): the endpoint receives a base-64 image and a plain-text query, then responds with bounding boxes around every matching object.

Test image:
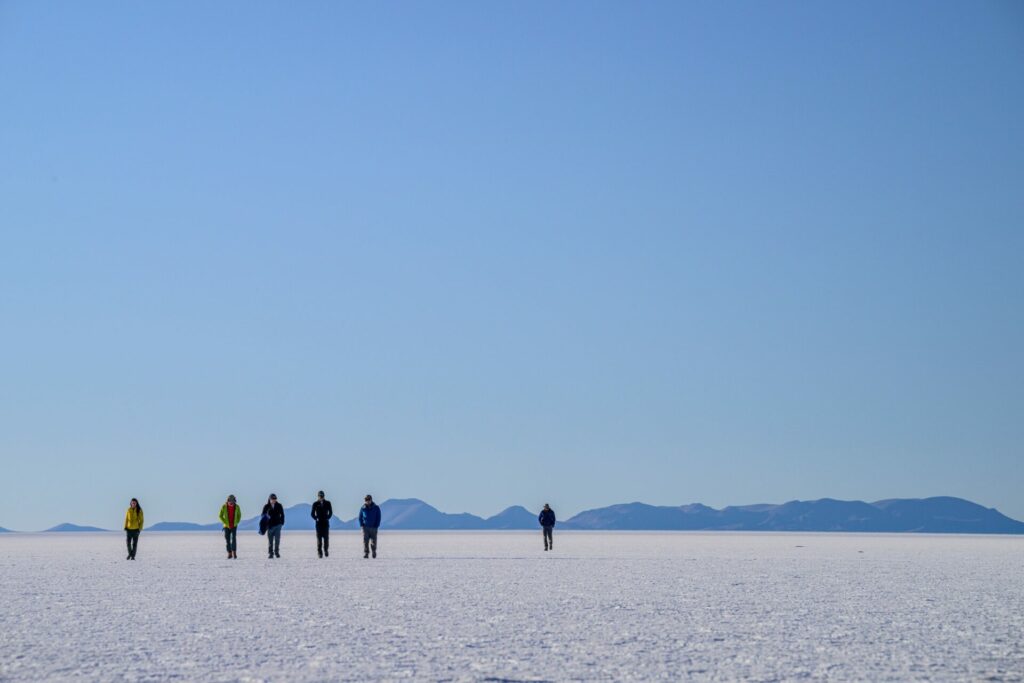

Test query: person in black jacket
[539,503,556,551]
[263,494,286,558]
[311,490,333,558]
[359,495,381,558]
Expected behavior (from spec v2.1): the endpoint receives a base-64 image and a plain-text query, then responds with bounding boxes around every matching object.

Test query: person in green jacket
[124,498,143,560]
[219,495,241,559]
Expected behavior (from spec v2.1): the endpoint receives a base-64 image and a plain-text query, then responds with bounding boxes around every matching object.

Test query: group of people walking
[214,492,383,560]
[124,495,556,560]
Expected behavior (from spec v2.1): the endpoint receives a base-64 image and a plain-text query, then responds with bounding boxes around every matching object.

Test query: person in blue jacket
[359,494,381,558]
[539,503,556,551]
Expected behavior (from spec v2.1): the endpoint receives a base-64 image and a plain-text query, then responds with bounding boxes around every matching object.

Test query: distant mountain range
[564,497,1024,533]
[7,497,1022,534]
[146,499,539,532]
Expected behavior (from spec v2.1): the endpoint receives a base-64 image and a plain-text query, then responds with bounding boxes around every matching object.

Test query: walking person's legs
[127,530,140,559]
[316,525,329,557]
[125,530,133,559]
[267,526,280,558]
[363,527,378,557]
[224,527,233,557]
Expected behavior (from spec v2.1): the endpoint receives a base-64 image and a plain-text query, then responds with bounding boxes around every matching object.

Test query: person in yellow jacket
[219,495,241,559]
[124,498,144,560]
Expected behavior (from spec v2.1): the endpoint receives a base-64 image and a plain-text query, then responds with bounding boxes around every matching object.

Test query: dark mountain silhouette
[122,496,1023,534]
[45,523,108,532]
[482,505,538,529]
[377,498,487,529]
[563,497,1024,533]
[871,496,1024,534]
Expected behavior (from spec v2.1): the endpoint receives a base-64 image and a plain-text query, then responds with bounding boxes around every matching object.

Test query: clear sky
[1,2,1022,531]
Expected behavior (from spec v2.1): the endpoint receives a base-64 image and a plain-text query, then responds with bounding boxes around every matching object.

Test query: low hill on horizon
[44,523,108,532]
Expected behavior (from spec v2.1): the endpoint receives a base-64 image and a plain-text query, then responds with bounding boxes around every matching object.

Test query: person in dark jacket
[359,494,381,558]
[311,490,333,558]
[262,494,285,558]
[539,503,556,551]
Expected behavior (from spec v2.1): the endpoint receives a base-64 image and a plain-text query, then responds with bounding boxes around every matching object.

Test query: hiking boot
[324,549,329,558]
[363,552,369,559]
[318,550,323,558]
[372,550,376,558]
[275,551,280,558]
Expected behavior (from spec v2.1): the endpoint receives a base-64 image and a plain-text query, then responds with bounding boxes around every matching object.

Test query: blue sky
[1,2,1022,531]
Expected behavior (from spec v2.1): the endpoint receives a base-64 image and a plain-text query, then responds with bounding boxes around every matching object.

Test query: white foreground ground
[1,531,1021,682]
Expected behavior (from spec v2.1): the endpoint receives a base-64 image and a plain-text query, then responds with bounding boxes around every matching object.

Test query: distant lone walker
[359,495,381,558]
[311,490,333,558]
[220,495,240,559]
[124,498,144,560]
[263,494,285,559]
[539,503,556,551]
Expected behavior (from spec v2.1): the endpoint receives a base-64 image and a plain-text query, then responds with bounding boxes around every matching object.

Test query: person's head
[269,493,278,505]
[227,494,236,505]
[543,503,551,510]
[317,491,325,500]
[129,498,139,509]
[364,495,373,505]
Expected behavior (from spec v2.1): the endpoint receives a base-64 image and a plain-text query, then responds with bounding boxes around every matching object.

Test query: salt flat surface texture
[1,531,1022,682]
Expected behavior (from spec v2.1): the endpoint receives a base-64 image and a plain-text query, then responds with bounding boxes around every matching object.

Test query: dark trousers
[543,525,554,549]
[224,527,237,552]
[316,523,330,554]
[267,525,282,555]
[125,529,140,557]
[362,527,378,555]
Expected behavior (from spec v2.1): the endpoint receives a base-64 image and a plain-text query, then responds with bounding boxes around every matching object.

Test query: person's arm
[311,504,317,521]
[359,508,365,527]
[326,502,333,520]
[219,505,227,527]
[125,509,130,531]
[139,509,144,531]
[281,505,285,526]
